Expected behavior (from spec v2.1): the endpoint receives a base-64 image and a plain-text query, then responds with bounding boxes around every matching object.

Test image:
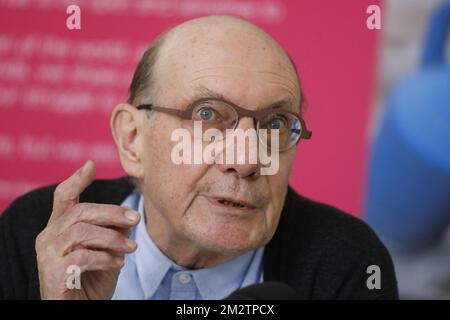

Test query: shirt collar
[133,192,264,300]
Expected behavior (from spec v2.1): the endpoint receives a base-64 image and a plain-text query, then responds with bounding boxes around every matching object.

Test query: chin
[186,219,265,255]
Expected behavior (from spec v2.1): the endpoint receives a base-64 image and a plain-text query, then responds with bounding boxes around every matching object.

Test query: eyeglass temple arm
[136,104,191,119]
[291,128,312,139]
[302,130,312,139]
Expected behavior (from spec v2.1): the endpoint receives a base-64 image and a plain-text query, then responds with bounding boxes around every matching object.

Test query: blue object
[365,2,450,253]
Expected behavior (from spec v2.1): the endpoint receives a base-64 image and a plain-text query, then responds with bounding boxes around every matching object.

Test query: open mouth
[209,196,257,211]
[217,198,247,208]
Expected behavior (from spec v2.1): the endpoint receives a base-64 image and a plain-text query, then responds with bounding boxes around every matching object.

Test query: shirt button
[178,273,191,284]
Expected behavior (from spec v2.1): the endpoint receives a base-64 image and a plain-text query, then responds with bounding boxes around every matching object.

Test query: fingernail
[126,239,137,249]
[115,257,124,266]
[125,210,139,222]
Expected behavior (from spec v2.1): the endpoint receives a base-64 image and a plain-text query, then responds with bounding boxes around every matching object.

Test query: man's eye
[197,107,217,121]
[267,117,287,130]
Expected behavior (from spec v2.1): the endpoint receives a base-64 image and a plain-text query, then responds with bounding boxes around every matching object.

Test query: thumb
[49,160,96,224]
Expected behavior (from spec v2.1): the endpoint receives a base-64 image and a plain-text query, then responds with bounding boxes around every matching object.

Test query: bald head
[128,15,303,112]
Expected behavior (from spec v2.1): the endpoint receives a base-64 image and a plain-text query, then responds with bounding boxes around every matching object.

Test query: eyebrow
[192,85,295,111]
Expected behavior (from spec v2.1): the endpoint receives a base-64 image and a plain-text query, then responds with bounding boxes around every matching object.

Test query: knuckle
[53,184,62,197]
[54,182,78,204]
[35,232,43,249]
[72,203,89,221]
[35,230,48,252]
[35,244,51,268]
[72,222,90,240]
[53,184,66,200]
[114,205,127,215]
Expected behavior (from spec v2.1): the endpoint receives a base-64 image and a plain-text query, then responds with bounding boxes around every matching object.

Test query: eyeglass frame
[135,97,312,151]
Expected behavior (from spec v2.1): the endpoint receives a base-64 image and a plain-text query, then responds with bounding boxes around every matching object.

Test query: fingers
[65,249,125,273]
[54,222,137,256]
[51,203,140,233]
[111,225,134,238]
[38,248,124,299]
[50,160,96,224]
[37,160,139,299]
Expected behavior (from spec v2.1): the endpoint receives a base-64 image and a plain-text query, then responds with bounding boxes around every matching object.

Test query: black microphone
[224,281,299,300]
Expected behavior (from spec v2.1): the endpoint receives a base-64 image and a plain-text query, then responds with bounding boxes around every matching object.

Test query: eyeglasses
[136,98,312,151]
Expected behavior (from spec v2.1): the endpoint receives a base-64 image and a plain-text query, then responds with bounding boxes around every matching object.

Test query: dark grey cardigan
[0,178,398,299]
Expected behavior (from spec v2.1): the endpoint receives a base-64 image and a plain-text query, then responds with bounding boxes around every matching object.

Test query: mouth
[204,195,258,212]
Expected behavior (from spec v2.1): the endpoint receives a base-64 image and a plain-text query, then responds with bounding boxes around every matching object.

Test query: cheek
[270,151,294,193]
[141,128,210,215]
[268,169,291,200]
[144,147,206,194]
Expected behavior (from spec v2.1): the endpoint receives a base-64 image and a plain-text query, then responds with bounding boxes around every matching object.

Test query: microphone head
[225,281,299,300]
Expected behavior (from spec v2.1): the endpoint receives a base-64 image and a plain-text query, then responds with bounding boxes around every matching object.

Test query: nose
[216,117,261,179]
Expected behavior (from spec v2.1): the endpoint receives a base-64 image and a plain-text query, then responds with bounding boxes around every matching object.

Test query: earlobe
[110,103,145,179]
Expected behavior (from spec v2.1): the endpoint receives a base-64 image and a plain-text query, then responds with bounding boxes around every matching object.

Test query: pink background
[0,0,380,216]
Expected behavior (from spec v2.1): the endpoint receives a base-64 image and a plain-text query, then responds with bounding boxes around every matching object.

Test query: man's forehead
[191,84,295,108]
[156,62,299,109]
[156,16,296,75]
[150,16,300,106]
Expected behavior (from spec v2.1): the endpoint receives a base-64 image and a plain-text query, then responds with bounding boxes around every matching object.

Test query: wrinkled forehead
[152,19,300,109]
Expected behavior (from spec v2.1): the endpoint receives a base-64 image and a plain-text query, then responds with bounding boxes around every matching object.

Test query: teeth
[219,199,245,208]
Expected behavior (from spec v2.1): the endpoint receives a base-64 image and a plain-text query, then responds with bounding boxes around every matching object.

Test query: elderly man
[0,15,397,300]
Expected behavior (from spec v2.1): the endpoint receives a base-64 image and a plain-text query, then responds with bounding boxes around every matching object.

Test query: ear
[110,103,145,179]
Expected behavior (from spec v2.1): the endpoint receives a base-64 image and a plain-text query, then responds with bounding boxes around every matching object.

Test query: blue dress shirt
[112,190,264,300]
